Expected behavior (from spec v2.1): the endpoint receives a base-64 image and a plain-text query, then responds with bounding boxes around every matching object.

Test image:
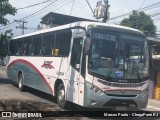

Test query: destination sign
[122,34,144,41]
[92,32,117,41]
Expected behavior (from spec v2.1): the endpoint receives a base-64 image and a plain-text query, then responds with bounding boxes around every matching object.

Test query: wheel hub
[58,89,65,106]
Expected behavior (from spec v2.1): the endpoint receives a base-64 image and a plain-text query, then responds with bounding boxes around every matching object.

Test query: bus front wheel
[57,84,67,109]
[18,74,24,91]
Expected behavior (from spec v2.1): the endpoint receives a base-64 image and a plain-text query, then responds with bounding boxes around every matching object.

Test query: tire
[18,74,24,91]
[57,84,67,109]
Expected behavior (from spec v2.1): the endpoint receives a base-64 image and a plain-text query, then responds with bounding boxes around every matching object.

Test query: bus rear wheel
[57,84,67,109]
[18,74,24,91]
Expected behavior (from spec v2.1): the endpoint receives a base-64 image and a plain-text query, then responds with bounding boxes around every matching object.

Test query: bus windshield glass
[88,30,149,80]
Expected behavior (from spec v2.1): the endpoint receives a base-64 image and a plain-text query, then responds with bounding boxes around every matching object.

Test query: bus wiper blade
[137,72,141,81]
[134,62,142,81]
[106,70,112,80]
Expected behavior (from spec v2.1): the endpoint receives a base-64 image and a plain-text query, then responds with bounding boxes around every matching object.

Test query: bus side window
[42,34,55,56]
[32,37,42,56]
[23,38,32,56]
[71,38,83,70]
[55,31,71,56]
[16,39,24,56]
[9,40,17,55]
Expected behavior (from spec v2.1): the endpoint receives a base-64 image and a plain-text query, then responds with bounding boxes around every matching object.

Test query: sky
[1,0,160,36]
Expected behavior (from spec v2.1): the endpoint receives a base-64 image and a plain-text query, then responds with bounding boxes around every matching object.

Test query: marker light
[87,82,104,95]
[140,88,149,96]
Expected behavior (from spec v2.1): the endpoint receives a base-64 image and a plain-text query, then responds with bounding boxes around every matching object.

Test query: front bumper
[84,83,148,109]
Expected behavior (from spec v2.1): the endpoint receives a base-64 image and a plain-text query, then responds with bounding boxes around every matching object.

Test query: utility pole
[102,0,110,23]
[14,19,27,35]
[93,0,110,23]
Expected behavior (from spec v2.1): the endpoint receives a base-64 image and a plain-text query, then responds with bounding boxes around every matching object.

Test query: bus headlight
[140,88,149,96]
[87,82,104,95]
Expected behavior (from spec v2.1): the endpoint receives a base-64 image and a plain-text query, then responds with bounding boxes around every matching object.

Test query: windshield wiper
[105,70,113,80]
[133,62,142,82]
[137,72,141,82]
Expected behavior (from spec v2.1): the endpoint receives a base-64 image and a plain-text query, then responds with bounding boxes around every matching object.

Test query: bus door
[67,37,85,105]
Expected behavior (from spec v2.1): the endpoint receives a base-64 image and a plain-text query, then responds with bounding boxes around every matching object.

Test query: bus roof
[12,21,144,40]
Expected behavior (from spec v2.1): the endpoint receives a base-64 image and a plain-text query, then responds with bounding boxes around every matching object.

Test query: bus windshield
[88,30,149,81]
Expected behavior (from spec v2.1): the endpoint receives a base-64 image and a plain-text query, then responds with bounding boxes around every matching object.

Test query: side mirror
[84,37,91,55]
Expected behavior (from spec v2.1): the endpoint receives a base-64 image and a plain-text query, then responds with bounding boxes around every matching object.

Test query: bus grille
[98,79,145,88]
[103,99,137,107]
[106,94,137,97]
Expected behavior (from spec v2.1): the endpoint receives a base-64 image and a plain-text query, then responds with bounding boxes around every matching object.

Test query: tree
[0,30,13,56]
[0,0,16,56]
[0,0,17,25]
[120,11,156,36]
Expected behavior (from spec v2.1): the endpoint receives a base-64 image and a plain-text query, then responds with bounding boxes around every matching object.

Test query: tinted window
[16,39,24,56]
[71,37,83,70]
[55,31,71,56]
[23,38,32,55]
[42,34,55,56]
[9,40,16,55]
[125,44,144,62]
[32,36,42,55]
[9,29,72,57]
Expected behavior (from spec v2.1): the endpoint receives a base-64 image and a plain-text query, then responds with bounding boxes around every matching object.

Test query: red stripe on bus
[7,59,53,94]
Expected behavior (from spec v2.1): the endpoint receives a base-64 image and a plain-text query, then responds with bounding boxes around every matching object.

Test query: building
[147,37,160,100]
[40,12,95,29]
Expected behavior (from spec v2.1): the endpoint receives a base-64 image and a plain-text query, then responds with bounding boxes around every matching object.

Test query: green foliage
[0,0,16,56]
[120,10,156,36]
[0,0,17,25]
[0,29,13,56]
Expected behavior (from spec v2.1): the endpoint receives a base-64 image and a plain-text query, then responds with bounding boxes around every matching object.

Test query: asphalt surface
[0,66,160,120]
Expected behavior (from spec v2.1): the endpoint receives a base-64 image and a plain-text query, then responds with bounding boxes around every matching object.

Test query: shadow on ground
[0,78,15,85]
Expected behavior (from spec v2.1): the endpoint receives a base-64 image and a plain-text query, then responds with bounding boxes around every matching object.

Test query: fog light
[88,99,97,105]
[87,82,104,95]
[140,88,149,96]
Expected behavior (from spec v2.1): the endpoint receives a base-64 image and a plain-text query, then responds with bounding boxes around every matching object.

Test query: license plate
[116,106,127,110]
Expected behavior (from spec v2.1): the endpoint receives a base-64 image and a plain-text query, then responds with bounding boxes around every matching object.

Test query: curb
[147,105,160,111]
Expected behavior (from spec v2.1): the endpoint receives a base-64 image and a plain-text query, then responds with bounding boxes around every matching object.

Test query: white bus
[7,21,149,109]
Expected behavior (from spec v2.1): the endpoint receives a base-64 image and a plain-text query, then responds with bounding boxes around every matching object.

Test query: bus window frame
[8,27,87,58]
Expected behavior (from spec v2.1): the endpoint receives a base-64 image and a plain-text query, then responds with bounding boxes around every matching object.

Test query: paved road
[0,66,62,110]
[0,66,159,120]
[0,66,7,79]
